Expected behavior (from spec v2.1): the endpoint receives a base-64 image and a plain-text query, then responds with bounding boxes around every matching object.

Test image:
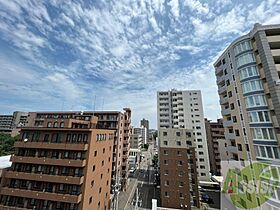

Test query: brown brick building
[159,128,200,210]
[0,113,114,210]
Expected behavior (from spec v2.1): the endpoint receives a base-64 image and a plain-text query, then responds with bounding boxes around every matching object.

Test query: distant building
[159,128,200,210]
[205,118,228,176]
[0,114,114,210]
[140,118,149,142]
[134,126,147,145]
[129,128,143,169]
[157,89,210,181]
[0,112,28,135]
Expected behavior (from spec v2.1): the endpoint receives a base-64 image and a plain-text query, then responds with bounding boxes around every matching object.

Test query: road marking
[124,170,141,210]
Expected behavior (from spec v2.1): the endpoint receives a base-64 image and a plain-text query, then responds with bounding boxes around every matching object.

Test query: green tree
[0,133,16,156]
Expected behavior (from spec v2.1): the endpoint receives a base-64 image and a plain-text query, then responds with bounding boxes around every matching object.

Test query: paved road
[118,143,159,210]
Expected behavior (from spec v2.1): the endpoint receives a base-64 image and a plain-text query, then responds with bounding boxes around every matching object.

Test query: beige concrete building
[0,114,114,210]
[215,23,280,209]
[157,90,210,181]
[0,112,28,135]
[159,128,200,210]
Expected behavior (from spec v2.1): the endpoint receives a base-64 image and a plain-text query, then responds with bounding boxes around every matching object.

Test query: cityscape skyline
[0,1,279,128]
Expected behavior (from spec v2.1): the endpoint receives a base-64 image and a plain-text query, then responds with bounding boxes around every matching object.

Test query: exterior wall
[159,128,200,209]
[157,90,210,181]
[0,116,114,210]
[214,23,280,209]
[0,115,13,133]
[205,118,226,176]
[80,129,113,210]
[140,118,149,142]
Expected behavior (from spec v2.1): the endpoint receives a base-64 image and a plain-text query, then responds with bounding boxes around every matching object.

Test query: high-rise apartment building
[134,126,147,145]
[215,23,280,162]
[26,109,131,197]
[0,114,114,210]
[205,118,228,176]
[159,128,200,210]
[0,112,28,134]
[157,90,210,180]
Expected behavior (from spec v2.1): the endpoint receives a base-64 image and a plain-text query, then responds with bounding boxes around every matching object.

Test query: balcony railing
[14,141,88,151]
[0,187,82,203]
[11,156,86,167]
[5,171,84,185]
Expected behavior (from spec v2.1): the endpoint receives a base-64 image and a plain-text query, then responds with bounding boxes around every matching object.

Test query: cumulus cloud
[0,0,279,127]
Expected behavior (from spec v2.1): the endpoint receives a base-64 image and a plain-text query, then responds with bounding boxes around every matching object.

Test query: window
[178,171,183,176]
[245,95,267,108]
[92,165,95,172]
[60,122,64,128]
[200,165,205,169]
[164,160,168,165]
[89,197,92,204]
[199,158,205,162]
[177,151,182,156]
[163,132,167,136]
[176,141,181,146]
[236,52,255,68]
[99,187,102,193]
[199,151,204,155]
[47,122,52,127]
[242,80,263,93]
[91,180,94,187]
[239,65,258,80]
[251,128,276,140]
[235,129,240,136]
[102,161,104,166]
[101,174,103,179]
[179,193,184,198]
[103,148,105,153]
[230,103,235,110]
[179,182,183,187]
[232,116,237,123]
[94,151,97,157]
[198,145,203,148]
[201,173,206,176]
[176,132,180,136]
[43,134,49,142]
[178,160,183,166]
[238,144,242,151]
[53,122,58,128]
[164,141,168,146]
[249,111,271,123]
[234,40,252,55]
[164,150,168,155]
[165,191,169,197]
[164,170,168,175]
[164,180,169,186]
[98,201,100,209]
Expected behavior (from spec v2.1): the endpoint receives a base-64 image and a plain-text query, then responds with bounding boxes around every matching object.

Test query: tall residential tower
[157,89,210,181]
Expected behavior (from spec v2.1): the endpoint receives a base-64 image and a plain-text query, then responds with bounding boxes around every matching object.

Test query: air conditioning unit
[275,80,280,86]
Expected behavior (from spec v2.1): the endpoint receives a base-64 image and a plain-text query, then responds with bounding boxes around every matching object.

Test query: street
[118,143,160,210]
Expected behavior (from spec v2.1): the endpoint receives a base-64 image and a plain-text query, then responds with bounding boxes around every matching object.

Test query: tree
[0,133,16,156]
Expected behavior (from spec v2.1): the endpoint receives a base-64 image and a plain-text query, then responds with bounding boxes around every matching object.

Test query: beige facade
[159,128,200,209]
[215,23,280,209]
[0,115,114,210]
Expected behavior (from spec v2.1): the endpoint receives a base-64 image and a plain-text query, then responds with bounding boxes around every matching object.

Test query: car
[201,194,213,204]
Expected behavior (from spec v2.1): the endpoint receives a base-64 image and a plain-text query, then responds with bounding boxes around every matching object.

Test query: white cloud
[61,13,75,27]
[184,0,209,15]
[168,0,180,19]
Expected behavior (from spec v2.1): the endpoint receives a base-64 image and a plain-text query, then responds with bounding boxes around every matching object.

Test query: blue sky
[0,0,279,128]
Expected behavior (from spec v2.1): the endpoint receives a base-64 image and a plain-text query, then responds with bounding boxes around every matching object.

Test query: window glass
[260,146,266,157]
[266,147,273,158]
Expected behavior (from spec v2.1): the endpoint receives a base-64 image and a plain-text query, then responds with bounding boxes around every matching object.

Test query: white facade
[134,126,147,145]
[157,89,210,181]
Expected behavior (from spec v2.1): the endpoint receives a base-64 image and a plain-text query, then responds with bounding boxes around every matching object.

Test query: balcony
[5,171,84,185]
[256,54,261,64]
[226,146,238,153]
[0,187,82,203]
[225,132,235,140]
[272,49,280,57]
[276,64,280,72]
[267,35,280,43]
[11,156,86,167]
[220,97,228,105]
[0,205,25,210]
[218,85,227,94]
[14,141,88,151]
[215,65,223,75]
[221,108,231,116]
[267,98,275,110]
[216,76,224,85]
[223,120,233,128]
